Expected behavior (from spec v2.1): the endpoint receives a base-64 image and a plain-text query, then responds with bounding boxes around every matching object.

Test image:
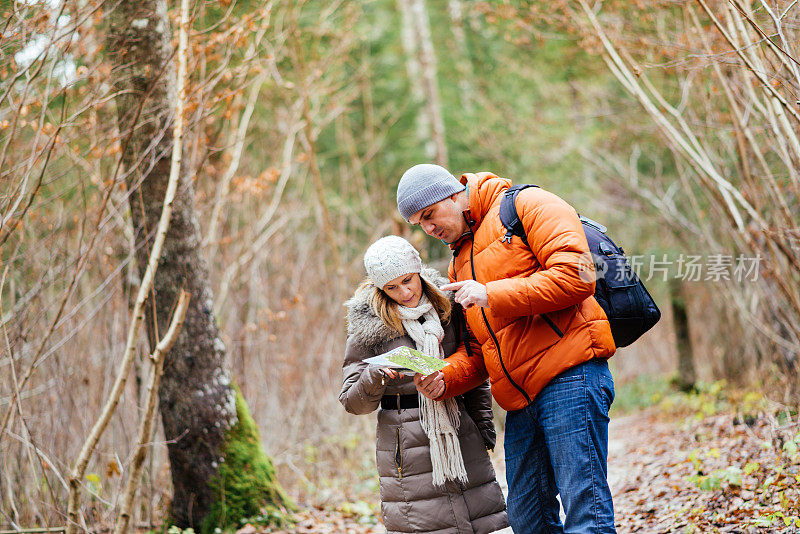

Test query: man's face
[408,195,469,244]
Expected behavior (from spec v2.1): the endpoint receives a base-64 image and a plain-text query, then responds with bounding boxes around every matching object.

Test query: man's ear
[452,188,468,209]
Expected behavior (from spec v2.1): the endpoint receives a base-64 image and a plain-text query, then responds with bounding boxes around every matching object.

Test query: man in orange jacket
[397,163,617,533]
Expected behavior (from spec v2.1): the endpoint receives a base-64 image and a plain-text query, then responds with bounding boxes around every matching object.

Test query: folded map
[364,345,449,376]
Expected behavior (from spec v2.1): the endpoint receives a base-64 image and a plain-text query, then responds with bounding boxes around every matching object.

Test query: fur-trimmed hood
[344,266,452,349]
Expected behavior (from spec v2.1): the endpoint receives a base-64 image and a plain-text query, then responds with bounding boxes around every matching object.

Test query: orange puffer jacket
[441,172,616,411]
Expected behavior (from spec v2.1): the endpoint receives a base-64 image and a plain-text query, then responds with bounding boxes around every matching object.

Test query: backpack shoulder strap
[499,184,539,245]
[496,183,565,338]
[452,302,474,358]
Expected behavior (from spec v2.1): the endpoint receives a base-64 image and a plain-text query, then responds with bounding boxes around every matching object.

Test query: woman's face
[383,272,423,308]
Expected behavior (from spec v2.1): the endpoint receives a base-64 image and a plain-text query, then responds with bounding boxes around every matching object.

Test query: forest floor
[258,381,800,534]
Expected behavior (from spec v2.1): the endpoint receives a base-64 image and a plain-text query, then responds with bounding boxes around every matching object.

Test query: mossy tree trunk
[106,1,290,530]
[669,278,696,392]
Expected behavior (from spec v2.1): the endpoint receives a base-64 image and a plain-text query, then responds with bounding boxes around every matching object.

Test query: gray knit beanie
[363,235,422,289]
[397,164,466,222]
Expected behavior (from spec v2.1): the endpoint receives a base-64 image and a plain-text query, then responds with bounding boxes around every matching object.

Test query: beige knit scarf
[397,295,468,486]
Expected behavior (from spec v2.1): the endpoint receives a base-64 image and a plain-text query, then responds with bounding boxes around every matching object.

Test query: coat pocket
[394,427,403,479]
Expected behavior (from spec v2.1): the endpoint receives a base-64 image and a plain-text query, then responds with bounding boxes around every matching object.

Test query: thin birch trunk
[397,0,434,159]
[204,71,267,263]
[448,0,475,113]
[408,0,448,166]
[114,290,190,534]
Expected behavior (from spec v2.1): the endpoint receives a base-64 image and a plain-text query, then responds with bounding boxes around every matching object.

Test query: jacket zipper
[394,427,403,479]
[466,234,532,406]
[542,314,564,337]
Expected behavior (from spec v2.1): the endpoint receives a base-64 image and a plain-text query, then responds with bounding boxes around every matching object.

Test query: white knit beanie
[363,236,422,289]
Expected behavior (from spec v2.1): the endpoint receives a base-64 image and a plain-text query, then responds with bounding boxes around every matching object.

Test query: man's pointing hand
[440,280,488,309]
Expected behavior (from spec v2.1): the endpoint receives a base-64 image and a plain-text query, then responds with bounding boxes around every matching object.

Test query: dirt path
[489,415,634,534]
[605,408,799,533]
[271,406,799,533]
[607,415,635,493]
[491,410,800,532]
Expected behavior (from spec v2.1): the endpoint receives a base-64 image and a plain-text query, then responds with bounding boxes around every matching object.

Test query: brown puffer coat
[441,172,616,411]
[339,268,508,534]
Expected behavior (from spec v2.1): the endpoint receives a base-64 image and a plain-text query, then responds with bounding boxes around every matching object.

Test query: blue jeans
[504,358,616,534]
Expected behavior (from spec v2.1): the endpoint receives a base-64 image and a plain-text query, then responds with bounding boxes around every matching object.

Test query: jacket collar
[449,172,512,250]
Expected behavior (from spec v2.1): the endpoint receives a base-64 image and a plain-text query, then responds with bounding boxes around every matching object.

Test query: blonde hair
[355,275,452,336]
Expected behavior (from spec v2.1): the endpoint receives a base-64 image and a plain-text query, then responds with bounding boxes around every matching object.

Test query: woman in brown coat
[339,236,508,534]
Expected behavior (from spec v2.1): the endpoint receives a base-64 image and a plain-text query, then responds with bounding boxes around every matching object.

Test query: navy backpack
[499,184,661,347]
